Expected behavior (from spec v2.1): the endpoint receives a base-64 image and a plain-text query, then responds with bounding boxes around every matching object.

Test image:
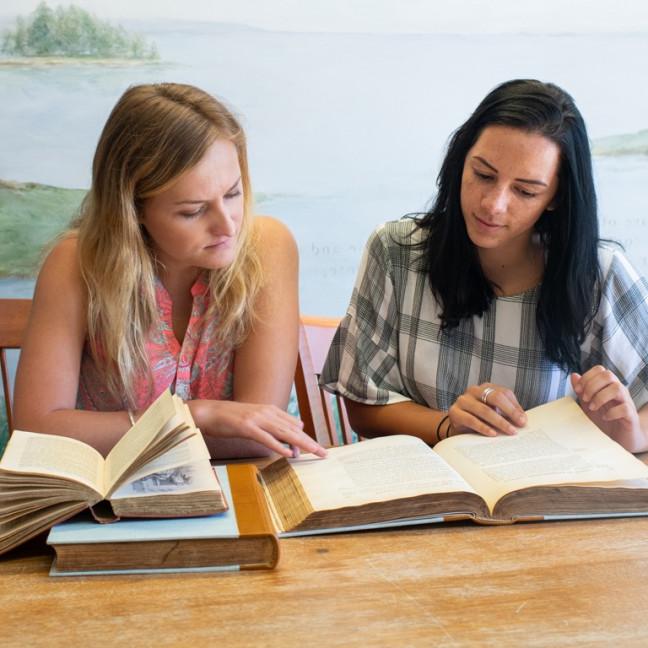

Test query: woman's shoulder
[597,243,646,286]
[595,243,648,319]
[365,217,427,273]
[372,217,424,244]
[252,215,297,252]
[30,233,86,331]
[39,234,82,286]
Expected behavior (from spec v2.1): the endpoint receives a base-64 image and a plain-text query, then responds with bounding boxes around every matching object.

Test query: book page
[108,433,210,497]
[109,459,218,501]
[435,397,648,511]
[0,431,103,494]
[104,390,186,492]
[286,435,475,511]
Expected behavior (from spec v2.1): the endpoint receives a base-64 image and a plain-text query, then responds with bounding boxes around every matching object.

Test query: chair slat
[0,299,32,434]
[296,316,355,447]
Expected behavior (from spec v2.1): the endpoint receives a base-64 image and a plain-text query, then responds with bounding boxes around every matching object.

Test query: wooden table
[3,516,648,647]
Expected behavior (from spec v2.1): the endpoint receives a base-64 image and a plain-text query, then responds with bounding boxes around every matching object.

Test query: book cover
[47,465,279,575]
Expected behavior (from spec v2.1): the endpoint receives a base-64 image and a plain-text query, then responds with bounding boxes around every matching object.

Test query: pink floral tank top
[77,273,234,411]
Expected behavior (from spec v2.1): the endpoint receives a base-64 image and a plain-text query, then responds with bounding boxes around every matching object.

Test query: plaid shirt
[321,219,648,412]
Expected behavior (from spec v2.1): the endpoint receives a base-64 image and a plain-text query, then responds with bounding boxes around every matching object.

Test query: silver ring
[481,387,496,405]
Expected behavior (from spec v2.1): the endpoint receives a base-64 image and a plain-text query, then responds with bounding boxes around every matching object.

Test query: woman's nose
[208,204,236,236]
[481,185,508,217]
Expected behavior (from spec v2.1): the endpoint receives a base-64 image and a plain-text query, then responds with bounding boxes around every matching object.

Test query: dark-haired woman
[321,79,648,452]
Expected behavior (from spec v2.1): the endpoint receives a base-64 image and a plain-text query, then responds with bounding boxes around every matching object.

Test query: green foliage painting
[0,180,86,278]
[2,1,158,59]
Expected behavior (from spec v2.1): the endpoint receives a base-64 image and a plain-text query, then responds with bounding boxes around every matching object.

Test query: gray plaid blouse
[321,219,648,412]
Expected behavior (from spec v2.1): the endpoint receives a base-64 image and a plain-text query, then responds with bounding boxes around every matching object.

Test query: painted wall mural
[1,1,647,439]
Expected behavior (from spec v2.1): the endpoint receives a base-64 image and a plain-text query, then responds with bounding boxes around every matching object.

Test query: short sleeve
[320,225,412,405]
[582,248,648,410]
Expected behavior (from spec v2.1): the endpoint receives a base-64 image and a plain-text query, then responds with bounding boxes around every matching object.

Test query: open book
[256,397,648,534]
[0,390,227,556]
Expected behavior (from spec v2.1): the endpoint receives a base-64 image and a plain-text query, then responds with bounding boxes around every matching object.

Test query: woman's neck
[478,238,544,296]
[157,266,202,344]
[157,265,201,301]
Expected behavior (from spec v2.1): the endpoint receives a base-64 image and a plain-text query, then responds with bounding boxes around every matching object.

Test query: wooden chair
[0,299,32,434]
[295,315,354,447]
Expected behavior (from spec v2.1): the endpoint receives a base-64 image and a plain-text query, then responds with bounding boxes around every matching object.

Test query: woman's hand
[448,383,527,437]
[189,400,327,458]
[571,367,640,441]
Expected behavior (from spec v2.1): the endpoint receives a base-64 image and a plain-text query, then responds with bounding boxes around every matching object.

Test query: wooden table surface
[3,516,648,647]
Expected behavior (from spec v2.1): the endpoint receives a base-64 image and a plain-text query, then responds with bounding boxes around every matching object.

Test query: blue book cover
[47,465,279,575]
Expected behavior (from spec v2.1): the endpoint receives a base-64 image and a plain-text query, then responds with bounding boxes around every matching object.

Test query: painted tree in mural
[2,1,159,59]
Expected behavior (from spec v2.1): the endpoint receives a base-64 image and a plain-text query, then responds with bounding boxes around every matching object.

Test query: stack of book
[0,390,278,574]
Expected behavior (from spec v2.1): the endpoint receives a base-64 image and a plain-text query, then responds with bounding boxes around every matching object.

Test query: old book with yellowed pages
[256,397,648,534]
[47,464,278,575]
[0,390,227,557]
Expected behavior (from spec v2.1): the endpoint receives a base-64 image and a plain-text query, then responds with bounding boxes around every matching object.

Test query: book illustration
[131,467,194,493]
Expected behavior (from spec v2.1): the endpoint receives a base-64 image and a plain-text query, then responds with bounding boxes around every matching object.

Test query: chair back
[295,316,354,447]
[0,299,32,433]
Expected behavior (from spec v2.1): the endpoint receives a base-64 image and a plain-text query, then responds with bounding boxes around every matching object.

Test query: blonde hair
[76,83,262,403]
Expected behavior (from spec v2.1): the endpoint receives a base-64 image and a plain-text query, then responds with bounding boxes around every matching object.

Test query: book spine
[227,464,280,569]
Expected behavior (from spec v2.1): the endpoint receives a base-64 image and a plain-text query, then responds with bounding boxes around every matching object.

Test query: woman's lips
[204,238,232,249]
[474,215,503,230]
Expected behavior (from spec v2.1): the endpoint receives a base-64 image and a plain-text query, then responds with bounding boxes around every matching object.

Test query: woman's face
[460,125,560,255]
[140,139,244,277]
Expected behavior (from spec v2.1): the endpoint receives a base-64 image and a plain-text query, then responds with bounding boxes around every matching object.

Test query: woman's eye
[179,206,205,218]
[225,190,242,200]
[516,187,537,199]
[474,170,493,181]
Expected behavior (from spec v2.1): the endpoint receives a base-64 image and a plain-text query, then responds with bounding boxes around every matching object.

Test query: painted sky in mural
[1,1,647,314]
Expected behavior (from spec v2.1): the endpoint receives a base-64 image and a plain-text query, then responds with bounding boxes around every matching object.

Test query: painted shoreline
[592,130,648,156]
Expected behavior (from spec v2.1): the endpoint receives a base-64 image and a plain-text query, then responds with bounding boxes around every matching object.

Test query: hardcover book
[47,464,278,575]
[257,397,648,534]
[0,390,227,556]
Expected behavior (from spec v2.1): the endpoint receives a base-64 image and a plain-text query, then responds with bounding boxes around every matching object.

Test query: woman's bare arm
[192,216,325,459]
[345,399,445,445]
[13,237,131,456]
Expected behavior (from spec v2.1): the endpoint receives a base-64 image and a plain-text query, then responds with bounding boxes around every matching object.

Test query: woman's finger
[267,424,327,457]
[602,401,636,426]
[577,366,614,403]
[452,403,516,436]
[586,381,623,412]
[248,426,298,457]
[484,388,526,427]
[467,385,524,430]
[453,410,498,437]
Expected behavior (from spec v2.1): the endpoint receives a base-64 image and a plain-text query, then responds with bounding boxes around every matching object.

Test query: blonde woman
[14,83,326,459]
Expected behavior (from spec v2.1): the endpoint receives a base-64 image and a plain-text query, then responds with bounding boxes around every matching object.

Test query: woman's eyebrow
[472,155,548,187]
[173,177,242,205]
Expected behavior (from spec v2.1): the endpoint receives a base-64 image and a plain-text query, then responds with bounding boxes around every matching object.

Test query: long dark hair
[417,79,600,372]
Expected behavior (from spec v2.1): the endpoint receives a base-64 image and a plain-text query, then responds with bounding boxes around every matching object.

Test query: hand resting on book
[187,400,326,459]
[571,366,648,453]
[449,383,528,438]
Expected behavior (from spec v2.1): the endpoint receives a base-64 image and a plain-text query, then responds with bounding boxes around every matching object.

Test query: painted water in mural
[1,21,648,316]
